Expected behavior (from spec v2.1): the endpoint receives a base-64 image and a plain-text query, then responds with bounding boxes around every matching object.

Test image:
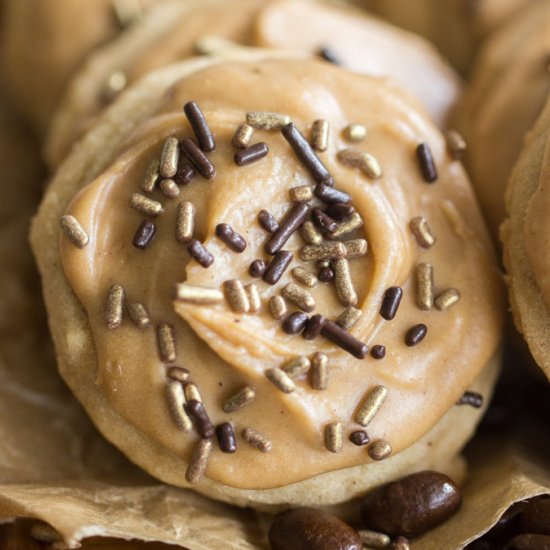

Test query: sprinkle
[223,280,250,313]
[310,351,328,390]
[105,284,125,329]
[266,367,296,393]
[314,183,351,204]
[290,185,314,203]
[141,159,159,192]
[300,221,324,245]
[325,422,343,453]
[292,267,318,288]
[333,258,358,307]
[302,314,324,340]
[157,323,176,363]
[368,439,392,460]
[246,111,291,130]
[321,320,368,359]
[263,250,293,285]
[249,259,267,278]
[405,323,428,346]
[133,220,156,249]
[435,288,461,311]
[159,178,180,198]
[130,193,164,216]
[312,208,338,234]
[457,391,483,408]
[185,438,212,484]
[282,356,311,378]
[159,136,180,178]
[282,123,334,185]
[232,124,254,148]
[318,266,334,282]
[311,119,329,152]
[174,163,195,186]
[416,142,438,183]
[332,212,364,238]
[112,0,143,28]
[186,399,215,438]
[234,142,269,166]
[317,46,340,65]
[184,101,215,152]
[338,149,382,180]
[184,382,202,403]
[258,209,279,233]
[370,345,386,360]
[103,70,127,102]
[282,312,308,335]
[355,385,388,426]
[380,286,403,321]
[393,536,411,550]
[188,239,214,268]
[416,263,434,311]
[335,307,362,330]
[167,366,190,383]
[350,430,370,446]
[60,215,89,248]
[216,423,237,453]
[446,130,467,160]
[269,296,288,320]
[265,202,311,255]
[166,381,192,432]
[344,239,368,258]
[344,124,367,142]
[176,200,195,244]
[300,241,347,262]
[180,137,216,179]
[282,283,316,313]
[215,223,247,253]
[245,283,261,313]
[223,385,256,413]
[325,203,355,221]
[242,427,272,452]
[409,216,436,248]
[127,302,150,329]
[173,283,223,304]
[358,530,391,549]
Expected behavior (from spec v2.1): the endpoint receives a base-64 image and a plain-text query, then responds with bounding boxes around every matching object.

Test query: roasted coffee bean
[360,471,462,537]
[505,534,550,549]
[521,498,550,536]
[484,501,526,542]
[269,508,362,550]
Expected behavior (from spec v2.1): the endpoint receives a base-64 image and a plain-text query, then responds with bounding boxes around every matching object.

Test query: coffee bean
[521,498,550,536]
[269,507,362,550]
[360,471,462,537]
[505,534,550,549]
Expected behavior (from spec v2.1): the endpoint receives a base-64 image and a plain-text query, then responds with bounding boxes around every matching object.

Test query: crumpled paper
[0,93,549,549]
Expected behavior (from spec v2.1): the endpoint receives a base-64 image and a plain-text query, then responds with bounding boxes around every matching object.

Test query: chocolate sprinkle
[314,183,351,204]
[321,320,368,359]
[302,314,325,340]
[234,142,269,166]
[416,142,438,183]
[183,101,215,152]
[405,323,428,347]
[265,202,311,255]
[263,250,293,285]
[380,286,403,321]
[186,399,215,439]
[249,259,267,278]
[180,137,216,179]
[215,223,247,253]
[282,312,309,335]
[312,208,338,234]
[457,391,483,408]
[188,239,214,268]
[325,203,355,221]
[174,162,195,186]
[133,220,156,249]
[258,209,279,233]
[370,345,386,360]
[350,430,370,446]
[318,266,334,283]
[216,423,237,453]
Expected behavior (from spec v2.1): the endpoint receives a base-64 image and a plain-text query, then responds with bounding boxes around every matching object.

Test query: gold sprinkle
[311,119,329,152]
[186,438,213,484]
[184,381,202,403]
[282,356,311,378]
[176,200,195,244]
[60,215,89,248]
[282,283,316,313]
[166,380,192,432]
[127,302,150,329]
[416,263,434,311]
[300,241,347,262]
[325,422,343,453]
[130,193,163,216]
[355,385,388,427]
[292,267,318,288]
[338,149,383,180]
[223,385,256,413]
[159,136,180,178]
[174,283,223,304]
[141,159,159,193]
[103,70,127,102]
[435,288,461,311]
[112,0,143,28]
[269,296,288,320]
[368,439,392,460]
[332,212,364,238]
[409,216,436,248]
[300,220,323,245]
[446,130,467,160]
[266,367,296,393]
[246,111,291,130]
[157,323,176,363]
[167,366,190,383]
[159,178,180,198]
[311,352,328,390]
[105,284,125,329]
[344,238,368,258]
[344,123,367,142]
[318,259,331,269]
[245,283,261,313]
[242,427,272,452]
[289,185,314,202]
[335,307,362,330]
[358,530,391,548]
[223,280,250,313]
[333,258,357,307]
[232,124,254,148]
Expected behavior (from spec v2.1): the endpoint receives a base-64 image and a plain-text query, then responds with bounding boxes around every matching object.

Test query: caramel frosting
[59,58,503,490]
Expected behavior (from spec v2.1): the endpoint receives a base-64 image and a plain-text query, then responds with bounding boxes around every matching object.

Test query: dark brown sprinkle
[215,223,247,253]
[521,497,550,536]
[258,209,279,233]
[132,219,156,249]
[314,183,351,204]
[349,430,370,446]
[316,46,341,65]
[263,250,293,285]
[282,123,334,186]
[282,312,309,335]
[325,203,356,221]
[416,142,438,183]
[216,422,237,454]
[318,266,334,283]
[183,101,215,152]
[312,208,338,234]
[180,137,216,179]
[505,534,550,549]
[249,259,267,278]
[302,314,325,340]
[370,345,386,360]
[380,287,403,321]
[186,399,215,439]
[188,239,214,268]
[320,320,368,359]
[234,142,269,166]
[457,391,484,408]
[265,202,311,255]
[174,162,195,186]
[405,323,428,347]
